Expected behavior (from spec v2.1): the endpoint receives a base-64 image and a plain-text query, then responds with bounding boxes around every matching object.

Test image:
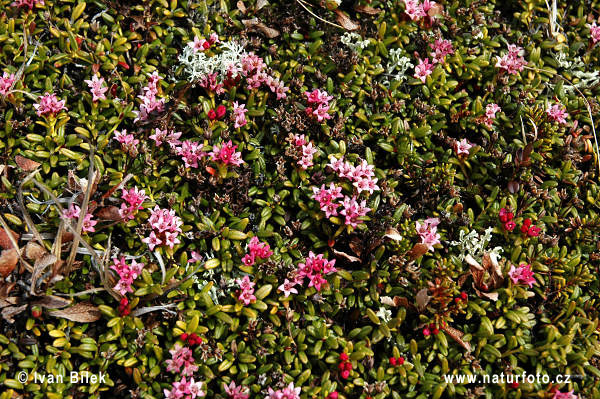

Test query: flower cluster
[34,92,67,117]
[84,75,108,102]
[166,344,198,376]
[403,0,437,21]
[553,390,578,399]
[288,134,318,169]
[429,39,454,64]
[142,206,183,250]
[241,52,289,99]
[0,72,16,96]
[414,57,435,83]
[328,156,380,195]
[241,237,273,266]
[150,128,182,148]
[134,71,165,122]
[164,377,205,399]
[189,33,219,52]
[265,383,301,399]
[177,140,206,169]
[520,218,541,237]
[416,217,441,251]
[484,103,501,128]
[495,44,527,75]
[119,187,147,220]
[508,263,536,288]
[312,183,343,218]
[180,333,203,346]
[62,203,97,233]
[499,208,515,231]
[236,275,256,305]
[338,353,353,379]
[295,252,337,291]
[589,22,600,44]
[11,0,44,9]
[546,103,568,125]
[304,89,333,122]
[114,129,140,155]
[209,140,244,167]
[223,381,249,399]
[110,256,144,296]
[232,101,248,128]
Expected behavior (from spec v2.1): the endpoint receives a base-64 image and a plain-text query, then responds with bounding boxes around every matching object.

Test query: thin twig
[295,0,344,30]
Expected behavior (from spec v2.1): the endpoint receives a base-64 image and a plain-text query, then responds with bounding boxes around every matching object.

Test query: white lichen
[449,227,503,262]
[178,40,247,82]
[340,32,370,53]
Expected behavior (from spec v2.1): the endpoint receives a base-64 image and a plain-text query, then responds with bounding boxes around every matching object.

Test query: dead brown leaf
[0,227,19,250]
[441,323,472,352]
[415,288,431,312]
[24,241,47,261]
[1,304,27,323]
[256,0,268,10]
[406,243,428,260]
[32,295,72,309]
[332,248,361,263]
[242,18,280,38]
[384,228,403,241]
[237,0,247,14]
[334,9,359,30]
[15,155,40,171]
[427,3,444,17]
[0,249,18,278]
[49,302,101,323]
[96,206,122,221]
[354,5,381,14]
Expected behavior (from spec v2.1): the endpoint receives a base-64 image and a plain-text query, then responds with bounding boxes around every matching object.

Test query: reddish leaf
[96,206,122,221]
[24,242,47,261]
[406,243,428,260]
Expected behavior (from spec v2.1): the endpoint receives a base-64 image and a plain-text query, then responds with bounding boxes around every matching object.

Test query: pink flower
[312,103,332,122]
[114,129,139,153]
[589,22,600,44]
[236,275,256,305]
[142,206,183,250]
[0,72,16,96]
[295,252,336,292]
[486,103,501,119]
[403,0,426,20]
[416,217,441,251]
[166,344,199,377]
[119,186,147,220]
[430,39,454,64]
[414,58,434,83]
[340,196,370,228]
[496,44,527,75]
[312,183,344,217]
[305,89,333,105]
[84,75,108,102]
[290,134,318,169]
[164,377,205,399]
[177,140,207,168]
[209,140,244,167]
[111,257,145,295]
[62,204,96,233]
[265,383,301,399]
[134,72,165,122]
[34,92,67,117]
[223,381,249,399]
[455,138,472,156]
[278,279,299,298]
[11,0,44,9]
[508,263,536,288]
[553,390,578,399]
[232,101,248,128]
[149,128,167,146]
[546,103,568,125]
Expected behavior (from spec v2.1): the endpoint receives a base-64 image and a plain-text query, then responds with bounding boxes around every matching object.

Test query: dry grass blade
[18,169,45,247]
[66,147,95,271]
